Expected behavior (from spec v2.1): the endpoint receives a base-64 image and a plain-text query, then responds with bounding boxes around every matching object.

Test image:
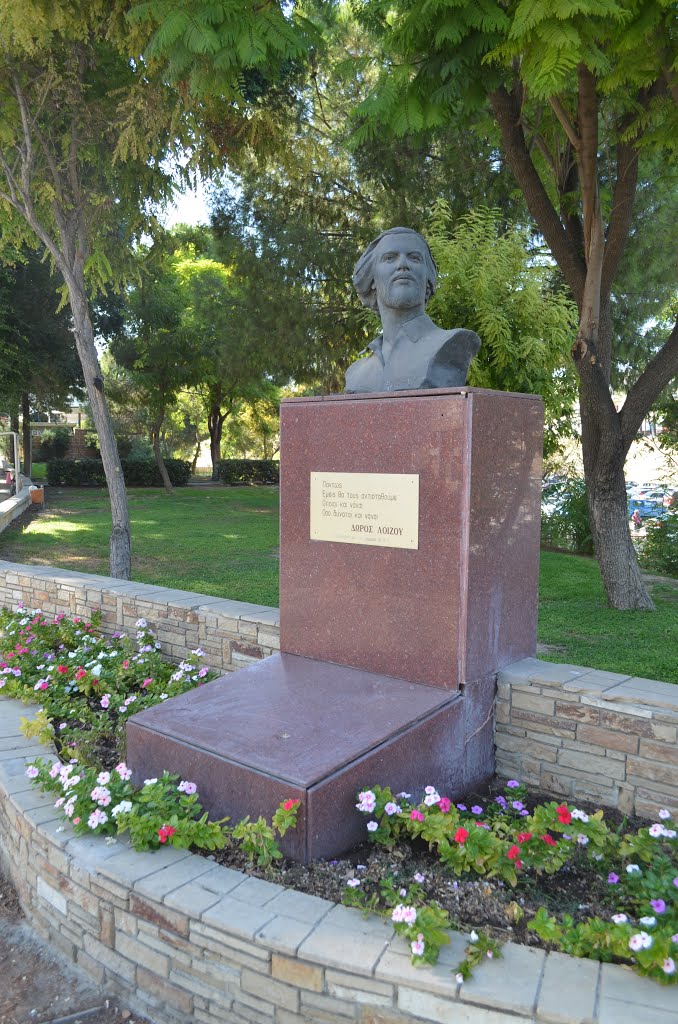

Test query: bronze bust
[345,227,480,394]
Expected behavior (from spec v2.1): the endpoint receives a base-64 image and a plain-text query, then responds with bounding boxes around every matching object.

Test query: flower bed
[2,605,677,987]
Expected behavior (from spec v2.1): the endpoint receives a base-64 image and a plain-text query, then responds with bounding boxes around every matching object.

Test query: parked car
[628,496,667,520]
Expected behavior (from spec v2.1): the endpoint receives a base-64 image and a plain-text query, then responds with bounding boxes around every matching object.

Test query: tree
[0,0,313,575]
[426,203,578,458]
[210,6,530,393]
[109,240,197,492]
[0,250,82,476]
[352,0,678,610]
[0,5,179,575]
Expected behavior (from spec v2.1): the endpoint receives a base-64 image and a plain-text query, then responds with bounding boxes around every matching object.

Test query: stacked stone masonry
[1,698,675,1024]
[496,658,678,820]
[1,561,676,820]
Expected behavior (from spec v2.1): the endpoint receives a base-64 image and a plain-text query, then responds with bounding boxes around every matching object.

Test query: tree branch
[619,317,678,451]
[489,84,586,304]
[548,95,580,150]
[601,137,638,302]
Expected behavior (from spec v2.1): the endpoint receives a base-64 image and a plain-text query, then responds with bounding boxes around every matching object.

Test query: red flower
[453,827,469,844]
[122,660,130,669]
[556,804,572,825]
[517,832,533,843]
[157,824,177,844]
[57,665,69,674]
[75,669,87,680]
[438,797,451,813]
[282,799,299,812]
[541,834,557,847]
[507,844,521,860]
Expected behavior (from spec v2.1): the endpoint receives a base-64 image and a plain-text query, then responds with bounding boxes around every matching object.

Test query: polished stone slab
[126,653,477,862]
[279,387,543,688]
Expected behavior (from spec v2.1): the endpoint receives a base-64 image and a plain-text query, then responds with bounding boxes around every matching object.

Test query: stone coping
[500,658,678,713]
[0,486,31,534]
[0,698,674,1023]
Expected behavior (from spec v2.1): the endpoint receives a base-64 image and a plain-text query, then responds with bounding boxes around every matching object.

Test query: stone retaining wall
[1,560,677,822]
[496,659,678,819]
[1,696,673,1024]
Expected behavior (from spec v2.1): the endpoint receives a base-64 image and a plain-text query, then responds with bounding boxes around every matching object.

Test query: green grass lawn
[0,486,676,682]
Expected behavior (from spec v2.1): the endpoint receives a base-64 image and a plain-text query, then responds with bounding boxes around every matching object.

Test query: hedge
[219,459,280,485]
[46,458,192,487]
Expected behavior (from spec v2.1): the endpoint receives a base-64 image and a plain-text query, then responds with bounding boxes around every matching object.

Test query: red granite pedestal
[127,387,543,862]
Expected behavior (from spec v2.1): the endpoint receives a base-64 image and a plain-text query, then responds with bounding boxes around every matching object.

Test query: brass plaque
[310,472,419,549]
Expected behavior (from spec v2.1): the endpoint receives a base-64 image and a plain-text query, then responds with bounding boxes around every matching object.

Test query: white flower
[626,864,641,874]
[455,973,464,985]
[384,802,401,816]
[356,790,377,813]
[658,809,671,820]
[629,932,653,951]
[612,914,628,924]
[111,800,133,818]
[469,931,479,943]
[90,664,102,677]
[663,957,676,975]
[346,878,361,888]
[367,821,378,832]
[135,618,147,628]
[25,765,39,779]
[649,823,664,838]
[143,778,158,786]
[423,791,440,806]
[576,834,589,846]
[571,809,589,822]
[97,771,111,785]
[639,916,656,927]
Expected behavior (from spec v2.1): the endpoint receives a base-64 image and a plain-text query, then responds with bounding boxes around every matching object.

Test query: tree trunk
[190,429,203,476]
[490,80,660,610]
[21,392,32,478]
[68,284,131,578]
[151,412,173,495]
[208,400,227,482]
[578,376,654,610]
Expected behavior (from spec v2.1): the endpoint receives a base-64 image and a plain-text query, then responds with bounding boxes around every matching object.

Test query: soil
[0,873,153,1024]
[207,786,651,960]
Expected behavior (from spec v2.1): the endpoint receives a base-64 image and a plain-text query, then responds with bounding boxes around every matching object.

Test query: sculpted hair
[352,227,438,313]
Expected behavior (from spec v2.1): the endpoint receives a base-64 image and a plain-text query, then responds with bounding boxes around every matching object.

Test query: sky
[161,176,210,228]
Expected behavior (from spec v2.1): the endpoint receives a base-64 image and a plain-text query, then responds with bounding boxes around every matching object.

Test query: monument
[127,228,543,863]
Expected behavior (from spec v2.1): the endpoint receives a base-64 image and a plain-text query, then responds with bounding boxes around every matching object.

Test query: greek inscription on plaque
[310,472,419,549]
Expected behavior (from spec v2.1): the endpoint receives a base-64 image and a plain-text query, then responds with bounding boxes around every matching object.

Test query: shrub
[219,459,280,485]
[541,476,594,555]
[47,457,191,487]
[639,511,678,578]
[38,426,71,460]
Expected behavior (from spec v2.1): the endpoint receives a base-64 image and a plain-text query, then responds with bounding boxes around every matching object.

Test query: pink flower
[100,694,110,709]
[142,678,153,688]
[115,762,132,780]
[282,798,299,811]
[411,935,425,956]
[438,797,451,813]
[178,780,197,795]
[122,660,130,668]
[663,958,676,975]
[410,809,424,822]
